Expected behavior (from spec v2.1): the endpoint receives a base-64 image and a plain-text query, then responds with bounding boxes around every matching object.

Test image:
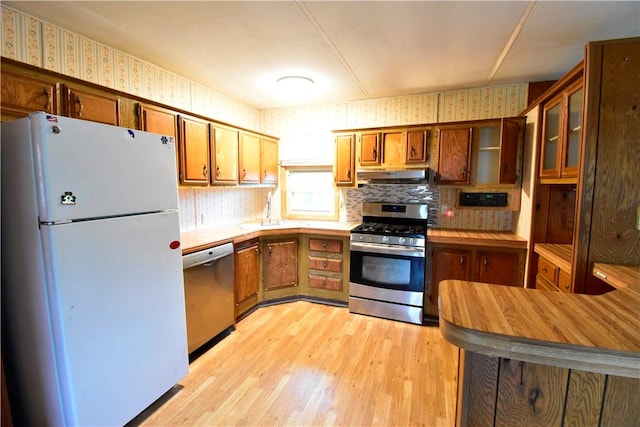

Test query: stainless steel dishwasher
[182,242,235,354]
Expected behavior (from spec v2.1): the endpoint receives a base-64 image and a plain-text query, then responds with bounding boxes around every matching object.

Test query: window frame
[281,165,339,221]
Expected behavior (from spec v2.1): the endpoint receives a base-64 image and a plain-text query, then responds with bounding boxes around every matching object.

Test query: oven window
[362,255,411,285]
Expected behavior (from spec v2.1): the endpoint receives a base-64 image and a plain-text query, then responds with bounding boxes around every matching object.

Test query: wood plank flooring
[130,301,458,426]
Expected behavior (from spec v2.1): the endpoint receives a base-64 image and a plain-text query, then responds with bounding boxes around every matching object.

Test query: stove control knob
[382,236,389,243]
[408,238,414,245]
[398,237,406,245]
[368,236,374,242]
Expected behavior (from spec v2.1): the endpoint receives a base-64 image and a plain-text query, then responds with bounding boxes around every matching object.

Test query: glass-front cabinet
[540,80,583,181]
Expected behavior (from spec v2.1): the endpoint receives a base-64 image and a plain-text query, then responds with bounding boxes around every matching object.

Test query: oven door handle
[350,242,425,258]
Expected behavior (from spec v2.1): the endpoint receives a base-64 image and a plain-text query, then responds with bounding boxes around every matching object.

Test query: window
[283,166,338,220]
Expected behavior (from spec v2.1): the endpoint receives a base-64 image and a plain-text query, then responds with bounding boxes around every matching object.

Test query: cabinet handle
[202,164,208,177]
[372,147,377,161]
[461,165,467,179]
[542,267,548,273]
[75,95,84,116]
[268,246,272,255]
[346,169,351,179]
[482,257,488,271]
[264,170,268,179]
[565,283,571,291]
[459,256,465,265]
[410,146,416,158]
[243,168,247,178]
[323,260,328,268]
[44,88,52,111]
[216,166,220,178]
[322,241,327,249]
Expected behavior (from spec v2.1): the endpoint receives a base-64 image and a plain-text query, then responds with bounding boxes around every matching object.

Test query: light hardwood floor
[131,301,458,426]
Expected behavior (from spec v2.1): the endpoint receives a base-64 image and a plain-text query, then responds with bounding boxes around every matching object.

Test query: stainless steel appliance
[182,242,235,354]
[349,202,428,324]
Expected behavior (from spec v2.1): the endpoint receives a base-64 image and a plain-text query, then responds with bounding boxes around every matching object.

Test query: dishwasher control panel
[182,242,234,269]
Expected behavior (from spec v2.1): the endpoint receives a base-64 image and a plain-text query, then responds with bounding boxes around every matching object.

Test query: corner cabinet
[262,238,298,296]
[178,115,210,186]
[435,127,473,185]
[334,133,355,186]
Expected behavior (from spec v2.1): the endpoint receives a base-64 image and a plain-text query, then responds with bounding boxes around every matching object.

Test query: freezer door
[29,112,179,223]
[40,212,188,426]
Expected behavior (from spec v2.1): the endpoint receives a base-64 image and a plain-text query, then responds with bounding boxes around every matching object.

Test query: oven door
[349,241,425,294]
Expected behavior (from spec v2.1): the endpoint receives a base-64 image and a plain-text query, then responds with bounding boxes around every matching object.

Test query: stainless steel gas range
[349,202,428,324]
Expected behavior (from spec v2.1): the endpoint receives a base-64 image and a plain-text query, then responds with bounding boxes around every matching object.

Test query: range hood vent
[356,168,428,184]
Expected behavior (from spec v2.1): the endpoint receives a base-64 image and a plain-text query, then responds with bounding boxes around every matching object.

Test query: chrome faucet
[266,191,272,223]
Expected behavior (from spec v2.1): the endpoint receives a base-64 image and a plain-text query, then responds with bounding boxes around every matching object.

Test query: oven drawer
[309,256,342,272]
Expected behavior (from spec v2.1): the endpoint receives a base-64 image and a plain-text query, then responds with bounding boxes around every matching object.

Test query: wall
[2,5,529,231]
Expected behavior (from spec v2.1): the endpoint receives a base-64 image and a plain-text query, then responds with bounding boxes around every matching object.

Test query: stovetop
[351,222,425,238]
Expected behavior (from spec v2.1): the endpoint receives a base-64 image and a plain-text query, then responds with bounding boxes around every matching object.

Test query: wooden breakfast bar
[439,264,640,426]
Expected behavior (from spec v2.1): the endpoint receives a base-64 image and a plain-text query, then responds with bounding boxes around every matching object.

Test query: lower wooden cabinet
[234,238,260,318]
[262,238,298,292]
[535,254,572,292]
[457,349,639,427]
[429,245,524,315]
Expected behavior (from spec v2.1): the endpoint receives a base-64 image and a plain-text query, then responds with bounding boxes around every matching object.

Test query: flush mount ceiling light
[277,75,315,91]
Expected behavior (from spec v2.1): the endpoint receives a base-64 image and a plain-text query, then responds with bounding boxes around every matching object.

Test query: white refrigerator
[1,112,189,426]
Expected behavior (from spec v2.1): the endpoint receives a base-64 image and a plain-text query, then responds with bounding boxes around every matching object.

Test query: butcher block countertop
[181,220,355,254]
[439,274,640,378]
[534,243,573,272]
[427,229,527,249]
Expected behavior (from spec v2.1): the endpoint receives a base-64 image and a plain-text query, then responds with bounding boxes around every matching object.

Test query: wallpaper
[2,5,529,232]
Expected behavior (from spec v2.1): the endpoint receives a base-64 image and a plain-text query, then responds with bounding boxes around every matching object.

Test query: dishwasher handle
[182,242,234,270]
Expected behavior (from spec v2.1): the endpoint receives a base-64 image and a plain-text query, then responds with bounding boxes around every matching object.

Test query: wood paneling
[563,370,605,426]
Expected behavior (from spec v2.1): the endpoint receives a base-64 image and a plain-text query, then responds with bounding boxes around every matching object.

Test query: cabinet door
[263,240,298,290]
[540,95,562,179]
[382,131,403,165]
[235,242,260,304]
[1,70,57,121]
[436,128,472,185]
[63,85,119,125]
[260,136,278,184]
[210,124,239,185]
[476,251,520,286]
[178,116,210,185]
[406,130,428,163]
[431,248,471,305]
[360,132,381,165]
[239,132,261,183]
[560,82,583,178]
[498,119,522,184]
[335,134,355,186]
[138,104,177,137]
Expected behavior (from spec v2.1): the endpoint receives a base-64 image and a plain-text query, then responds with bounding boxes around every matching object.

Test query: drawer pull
[542,267,548,273]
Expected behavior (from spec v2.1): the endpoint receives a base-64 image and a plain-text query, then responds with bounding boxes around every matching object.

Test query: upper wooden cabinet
[210,124,239,185]
[436,127,472,185]
[359,132,381,165]
[406,129,428,163]
[62,84,120,126]
[260,136,278,184]
[178,115,210,186]
[334,134,355,186]
[0,69,57,121]
[239,132,261,184]
[540,79,583,181]
[138,103,178,138]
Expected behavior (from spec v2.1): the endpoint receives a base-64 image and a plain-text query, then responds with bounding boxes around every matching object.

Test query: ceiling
[4,1,639,110]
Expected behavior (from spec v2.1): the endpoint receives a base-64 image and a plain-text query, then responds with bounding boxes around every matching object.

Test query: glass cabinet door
[540,98,561,178]
[562,83,583,177]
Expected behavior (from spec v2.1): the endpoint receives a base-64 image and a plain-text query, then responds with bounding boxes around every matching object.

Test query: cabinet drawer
[558,270,572,293]
[535,275,559,291]
[537,257,559,283]
[308,256,342,272]
[308,275,342,291]
[309,238,343,253]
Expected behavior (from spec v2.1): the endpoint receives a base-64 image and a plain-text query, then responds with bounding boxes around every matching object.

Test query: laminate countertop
[427,229,527,249]
[438,265,640,378]
[181,220,356,254]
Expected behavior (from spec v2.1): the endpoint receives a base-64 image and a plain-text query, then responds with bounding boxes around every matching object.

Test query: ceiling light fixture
[277,75,315,91]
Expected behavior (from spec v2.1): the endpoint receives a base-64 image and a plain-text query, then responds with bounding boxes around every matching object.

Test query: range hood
[356,168,429,183]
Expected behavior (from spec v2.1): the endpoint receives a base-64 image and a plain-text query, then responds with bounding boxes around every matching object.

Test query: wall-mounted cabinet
[540,80,583,182]
[238,132,279,185]
[334,133,356,187]
[435,127,472,185]
[210,124,239,185]
[261,136,279,184]
[62,84,120,126]
[178,115,210,186]
[0,69,57,122]
[406,129,428,163]
[359,132,381,165]
[356,127,429,169]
